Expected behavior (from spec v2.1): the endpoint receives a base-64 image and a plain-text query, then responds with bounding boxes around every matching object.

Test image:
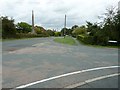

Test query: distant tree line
[1,16,61,39]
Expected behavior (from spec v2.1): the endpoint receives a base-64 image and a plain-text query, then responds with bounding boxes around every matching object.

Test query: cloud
[0,0,119,30]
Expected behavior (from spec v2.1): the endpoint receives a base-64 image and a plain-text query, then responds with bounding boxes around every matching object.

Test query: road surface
[2,37,119,89]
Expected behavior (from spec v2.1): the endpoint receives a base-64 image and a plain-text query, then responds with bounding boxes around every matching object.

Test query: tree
[61,28,66,36]
[101,6,119,41]
[61,28,72,36]
[54,32,61,37]
[16,22,32,33]
[112,10,120,41]
[71,25,79,30]
[86,21,93,32]
[72,26,87,37]
[66,28,72,35]
[77,6,119,46]
[34,26,42,34]
[93,29,109,45]
[1,16,16,38]
[46,29,55,36]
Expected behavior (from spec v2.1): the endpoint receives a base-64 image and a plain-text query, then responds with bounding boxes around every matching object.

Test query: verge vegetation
[54,36,76,45]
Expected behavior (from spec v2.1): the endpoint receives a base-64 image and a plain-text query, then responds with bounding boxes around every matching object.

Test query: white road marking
[66,73,120,88]
[15,66,120,89]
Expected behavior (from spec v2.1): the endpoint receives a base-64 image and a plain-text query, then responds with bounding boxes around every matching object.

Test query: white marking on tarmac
[66,73,120,88]
[15,66,119,89]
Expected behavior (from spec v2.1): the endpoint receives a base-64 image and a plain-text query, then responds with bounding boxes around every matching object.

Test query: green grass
[54,36,76,45]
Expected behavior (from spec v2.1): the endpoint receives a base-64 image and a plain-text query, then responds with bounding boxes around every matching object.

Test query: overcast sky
[0,0,119,30]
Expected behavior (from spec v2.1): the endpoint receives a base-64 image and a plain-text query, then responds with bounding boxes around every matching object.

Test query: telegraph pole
[118,1,120,12]
[32,10,35,34]
[64,14,66,38]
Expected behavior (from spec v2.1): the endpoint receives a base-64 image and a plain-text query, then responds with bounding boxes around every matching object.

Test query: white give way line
[15,66,120,89]
[66,73,120,88]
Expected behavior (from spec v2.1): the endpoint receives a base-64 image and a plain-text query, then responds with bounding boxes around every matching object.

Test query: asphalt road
[2,37,119,89]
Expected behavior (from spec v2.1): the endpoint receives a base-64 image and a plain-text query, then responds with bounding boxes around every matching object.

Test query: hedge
[77,35,94,44]
[15,33,49,39]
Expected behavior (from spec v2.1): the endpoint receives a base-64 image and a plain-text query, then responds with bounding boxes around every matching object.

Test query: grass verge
[54,36,76,45]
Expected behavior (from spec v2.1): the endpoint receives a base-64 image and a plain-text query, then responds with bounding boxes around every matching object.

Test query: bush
[54,32,61,37]
[77,35,94,44]
[15,33,49,39]
[93,31,109,46]
[35,29,42,34]
[77,34,109,46]
[46,30,55,36]
[72,26,87,37]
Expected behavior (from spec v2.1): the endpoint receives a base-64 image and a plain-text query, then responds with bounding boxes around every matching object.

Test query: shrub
[77,35,94,44]
[54,32,61,37]
[93,35,109,46]
[15,33,49,39]
[72,26,87,37]
[35,29,42,34]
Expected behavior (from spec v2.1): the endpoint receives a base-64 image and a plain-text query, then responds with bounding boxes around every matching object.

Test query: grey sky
[0,0,119,30]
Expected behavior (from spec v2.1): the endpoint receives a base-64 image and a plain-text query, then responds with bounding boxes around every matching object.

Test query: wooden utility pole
[32,10,35,34]
[118,1,120,12]
[64,14,66,38]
